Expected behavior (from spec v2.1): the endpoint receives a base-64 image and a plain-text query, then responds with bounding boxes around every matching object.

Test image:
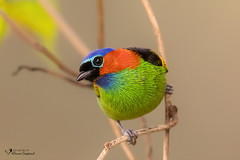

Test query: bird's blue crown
[82,48,115,64]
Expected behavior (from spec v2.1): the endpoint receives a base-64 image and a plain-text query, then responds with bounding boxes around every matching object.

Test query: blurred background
[1,0,240,160]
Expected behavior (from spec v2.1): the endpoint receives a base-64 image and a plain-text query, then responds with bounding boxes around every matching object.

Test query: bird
[76,47,169,144]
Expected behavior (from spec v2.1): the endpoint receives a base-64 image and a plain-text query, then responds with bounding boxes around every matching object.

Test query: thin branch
[97,0,105,48]
[97,105,178,160]
[0,9,78,77]
[38,0,91,57]
[13,65,92,88]
[108,119,136,160]
[141,0,166,63]
[138,117,153,160]
[163,93,172,160]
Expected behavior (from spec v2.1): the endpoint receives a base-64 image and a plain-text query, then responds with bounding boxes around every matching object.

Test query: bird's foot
[166,84,173,94]
[116,120,138,145]
[123,129,138,145]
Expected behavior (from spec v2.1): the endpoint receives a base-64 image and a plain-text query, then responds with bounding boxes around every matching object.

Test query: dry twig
[12,66,92,88]
[97,105,178,160]
[97,0,105,48]
[163,93,172,160]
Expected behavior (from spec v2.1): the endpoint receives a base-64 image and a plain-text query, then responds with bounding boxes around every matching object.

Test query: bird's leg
[116,120,138,145]
[166,84,173,94]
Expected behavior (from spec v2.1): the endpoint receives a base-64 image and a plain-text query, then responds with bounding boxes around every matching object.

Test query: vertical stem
[163,93,171,160]
[97,0,105,48]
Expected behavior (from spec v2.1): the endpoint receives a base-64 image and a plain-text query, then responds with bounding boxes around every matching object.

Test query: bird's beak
[76,69,95,82]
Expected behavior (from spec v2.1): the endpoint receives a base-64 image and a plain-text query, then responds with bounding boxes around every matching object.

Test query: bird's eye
[93,56,103,67]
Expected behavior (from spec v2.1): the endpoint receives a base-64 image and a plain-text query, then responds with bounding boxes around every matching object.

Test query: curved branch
[13,65,92,88]
[97,105,178,160]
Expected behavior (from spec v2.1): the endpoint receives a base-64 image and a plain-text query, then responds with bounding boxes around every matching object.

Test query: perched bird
[77,47,168,144]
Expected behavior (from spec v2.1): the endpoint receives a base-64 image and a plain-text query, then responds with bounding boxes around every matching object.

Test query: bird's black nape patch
[125,47,162,66]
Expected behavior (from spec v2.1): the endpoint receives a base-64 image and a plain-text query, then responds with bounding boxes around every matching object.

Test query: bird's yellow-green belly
[97,85,165,120]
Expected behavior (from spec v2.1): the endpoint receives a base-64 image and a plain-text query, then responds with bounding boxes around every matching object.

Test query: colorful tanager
[77,47,170,144]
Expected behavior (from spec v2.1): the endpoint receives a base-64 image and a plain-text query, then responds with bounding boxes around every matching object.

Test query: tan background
[1,0,240,160]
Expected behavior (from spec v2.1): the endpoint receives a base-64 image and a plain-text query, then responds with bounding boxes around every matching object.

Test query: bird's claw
[166,84,173,94]
[123,129,138,145]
